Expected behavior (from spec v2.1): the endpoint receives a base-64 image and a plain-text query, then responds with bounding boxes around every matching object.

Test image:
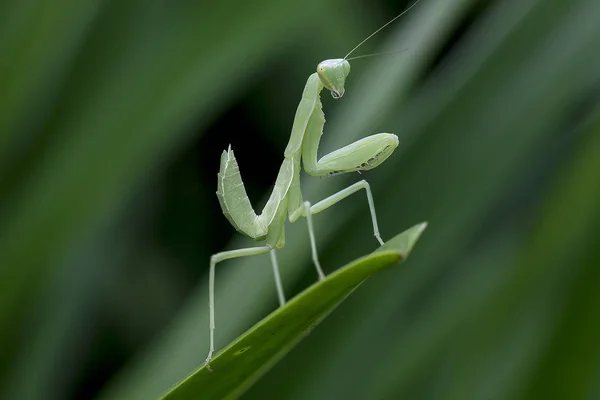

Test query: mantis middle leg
[310,180,384,245]
[289,179,384,280]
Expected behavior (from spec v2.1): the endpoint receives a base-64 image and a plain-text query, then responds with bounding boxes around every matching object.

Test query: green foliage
[162,223,426,400]
[1,0,600,399]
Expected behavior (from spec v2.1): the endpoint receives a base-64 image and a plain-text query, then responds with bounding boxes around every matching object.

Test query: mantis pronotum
[206,0,422,369]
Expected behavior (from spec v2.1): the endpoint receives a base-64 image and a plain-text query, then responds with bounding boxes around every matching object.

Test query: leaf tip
[379,221,428,259]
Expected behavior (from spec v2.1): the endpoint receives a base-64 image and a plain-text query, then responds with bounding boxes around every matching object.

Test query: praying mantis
[206,0,423,369]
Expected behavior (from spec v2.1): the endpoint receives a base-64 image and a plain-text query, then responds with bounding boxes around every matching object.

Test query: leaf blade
[161,223,427,400]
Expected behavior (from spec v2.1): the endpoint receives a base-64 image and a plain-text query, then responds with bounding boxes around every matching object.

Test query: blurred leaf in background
[1,0,599,399]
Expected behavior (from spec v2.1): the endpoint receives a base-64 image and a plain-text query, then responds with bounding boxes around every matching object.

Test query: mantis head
[317,59,350,99]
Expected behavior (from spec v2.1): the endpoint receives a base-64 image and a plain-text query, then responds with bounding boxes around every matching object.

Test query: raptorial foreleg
[299,83,399,177]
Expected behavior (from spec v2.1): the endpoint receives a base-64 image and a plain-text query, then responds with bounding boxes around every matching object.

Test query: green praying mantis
[206,0,423,369]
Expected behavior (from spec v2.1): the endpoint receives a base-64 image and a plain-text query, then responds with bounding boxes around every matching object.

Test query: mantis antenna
[345,48,408,61]
[343,0,423,60]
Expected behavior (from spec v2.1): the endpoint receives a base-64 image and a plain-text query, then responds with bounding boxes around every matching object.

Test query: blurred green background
[1,0,600,399]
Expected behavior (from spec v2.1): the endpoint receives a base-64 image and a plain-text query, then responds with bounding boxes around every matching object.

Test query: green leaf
[161,222,427,400]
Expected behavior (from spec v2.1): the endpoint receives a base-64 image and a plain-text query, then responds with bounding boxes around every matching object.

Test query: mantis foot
[205,353,214,372]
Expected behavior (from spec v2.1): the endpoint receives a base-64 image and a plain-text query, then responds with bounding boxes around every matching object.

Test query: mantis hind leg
[205,245,285,370]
